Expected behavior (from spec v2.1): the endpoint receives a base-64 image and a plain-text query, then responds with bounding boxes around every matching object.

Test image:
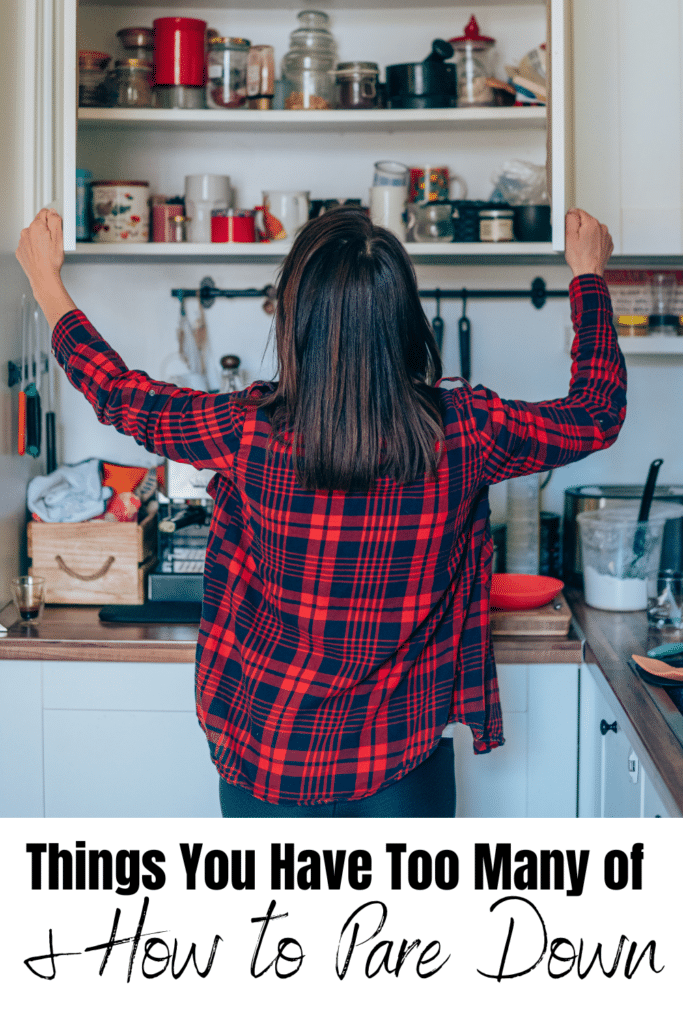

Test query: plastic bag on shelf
[490,160,549,206]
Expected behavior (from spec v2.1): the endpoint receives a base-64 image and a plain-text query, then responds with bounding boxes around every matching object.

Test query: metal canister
[152,201,185,242]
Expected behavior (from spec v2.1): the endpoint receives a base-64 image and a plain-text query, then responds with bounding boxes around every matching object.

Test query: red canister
[211,209,256,243]
[153,17,207,86]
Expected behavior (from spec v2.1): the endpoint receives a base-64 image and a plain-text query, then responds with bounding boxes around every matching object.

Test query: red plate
[490,573,564,611]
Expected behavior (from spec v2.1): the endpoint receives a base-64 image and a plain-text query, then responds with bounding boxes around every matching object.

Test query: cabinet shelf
[78,106,546,133]
[70,241,556,261]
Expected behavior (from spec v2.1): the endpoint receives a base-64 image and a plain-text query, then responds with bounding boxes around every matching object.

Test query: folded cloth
[27,459,113,523]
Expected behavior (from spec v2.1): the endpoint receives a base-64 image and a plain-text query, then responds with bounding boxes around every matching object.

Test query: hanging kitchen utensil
[44,313,57,473]
[630,458,664,565]
[24,302,42,458]
[431,289,444,354]
[458,291,471,382]
[17,295,28,456]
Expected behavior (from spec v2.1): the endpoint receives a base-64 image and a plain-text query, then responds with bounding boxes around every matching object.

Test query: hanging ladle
[630,458,663,566]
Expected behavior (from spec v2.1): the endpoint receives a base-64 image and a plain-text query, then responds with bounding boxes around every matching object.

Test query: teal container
[76,169,92,240]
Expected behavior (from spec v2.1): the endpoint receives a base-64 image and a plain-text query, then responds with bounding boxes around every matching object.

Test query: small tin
[91,180,150,243]
[152,201,185,242]
[75,169,92,240]
[479,206,514,242]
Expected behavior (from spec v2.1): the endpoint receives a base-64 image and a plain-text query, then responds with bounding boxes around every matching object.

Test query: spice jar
[449,16,496,108]
[116,27,154,63]
[207,36,251,109]
[479,205,514,242]
[335,62,379,109]
[282,10,337,110]
[79,51,111,107]
[108,59,153,108]
[247,45,275,109]
[170,215,191,243]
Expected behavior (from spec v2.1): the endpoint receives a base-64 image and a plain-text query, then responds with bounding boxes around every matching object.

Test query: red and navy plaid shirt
[52,274,625,804]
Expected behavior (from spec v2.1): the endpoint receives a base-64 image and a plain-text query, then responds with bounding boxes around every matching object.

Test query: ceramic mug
[408,166,467,205]
[261,190,310,241]
[369,185,406,238]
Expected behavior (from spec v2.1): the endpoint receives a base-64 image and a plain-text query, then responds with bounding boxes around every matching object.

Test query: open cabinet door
[549,0,574,251]
[24,0,77,250]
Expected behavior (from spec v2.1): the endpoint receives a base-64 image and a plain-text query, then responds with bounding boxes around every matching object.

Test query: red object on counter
[153,17,207,86]
[490,574,564,611]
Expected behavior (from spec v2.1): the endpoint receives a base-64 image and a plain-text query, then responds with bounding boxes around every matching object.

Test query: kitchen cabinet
[0,657,580,817]
[42,0,573,259]
[578,666,673,817]
[573,0,683,256]
[452,663,579,817]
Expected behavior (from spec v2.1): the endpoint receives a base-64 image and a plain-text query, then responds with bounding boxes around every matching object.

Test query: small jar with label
[335,62,379,109]
[247,45,275,109]
[207,36,251,109]
[479,206,514,242]
[170,215,191,243]
[108,59,153,107]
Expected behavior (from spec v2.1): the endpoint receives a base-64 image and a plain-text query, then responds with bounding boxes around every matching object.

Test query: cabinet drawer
[43,661,196,711]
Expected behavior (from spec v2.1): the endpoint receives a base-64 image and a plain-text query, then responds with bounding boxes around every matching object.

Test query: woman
[16,206,625,818]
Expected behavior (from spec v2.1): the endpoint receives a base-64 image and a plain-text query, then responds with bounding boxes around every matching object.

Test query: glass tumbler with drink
[11,576,46,624]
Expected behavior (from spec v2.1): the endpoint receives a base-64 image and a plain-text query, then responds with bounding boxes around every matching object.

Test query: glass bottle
[206,36,251,109]
[282,10,337,110]
[219,355,242,392]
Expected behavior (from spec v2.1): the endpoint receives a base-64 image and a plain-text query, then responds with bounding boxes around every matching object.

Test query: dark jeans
[219,738,455,818]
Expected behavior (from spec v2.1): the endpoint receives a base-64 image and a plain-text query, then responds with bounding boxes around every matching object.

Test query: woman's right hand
[564,208,614,279]
[16,208,76,330]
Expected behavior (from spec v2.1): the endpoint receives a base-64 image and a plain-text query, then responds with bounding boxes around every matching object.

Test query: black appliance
[386,39,457,109]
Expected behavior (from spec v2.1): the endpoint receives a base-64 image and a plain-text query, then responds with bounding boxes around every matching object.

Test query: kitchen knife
[17,296,27,455]
[25,306,42,458]
[431,290,444,354]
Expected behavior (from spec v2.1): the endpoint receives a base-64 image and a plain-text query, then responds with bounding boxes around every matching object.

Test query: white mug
[261,190,310,241]
[185,174,231,243]
[369,185,406,239]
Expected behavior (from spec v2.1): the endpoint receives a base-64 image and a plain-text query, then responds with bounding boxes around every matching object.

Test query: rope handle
[55,554,115,582]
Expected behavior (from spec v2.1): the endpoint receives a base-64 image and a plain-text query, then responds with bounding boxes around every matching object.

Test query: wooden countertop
[565,589,683,816]
[0,603,582,664]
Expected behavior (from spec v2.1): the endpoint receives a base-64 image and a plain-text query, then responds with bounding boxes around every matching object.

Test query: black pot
[387,93,456,109]
[386,38,456,107]
[513,205,552,242]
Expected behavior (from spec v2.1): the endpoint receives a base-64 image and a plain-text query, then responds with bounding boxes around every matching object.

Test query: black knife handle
[45,410,57,474]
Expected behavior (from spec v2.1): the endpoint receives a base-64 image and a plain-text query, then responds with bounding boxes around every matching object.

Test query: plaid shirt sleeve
[473,274,627,485]
[51,309,248,469]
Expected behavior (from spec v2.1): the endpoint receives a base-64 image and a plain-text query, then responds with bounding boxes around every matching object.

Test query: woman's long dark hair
[251,207,444,491]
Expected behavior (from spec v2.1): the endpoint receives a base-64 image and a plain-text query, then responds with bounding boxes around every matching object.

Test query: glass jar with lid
[78,51,111,107]
[108,59,153,108]
[335,62,379,109]
[282,10,337,110]
[449,16,496,107]
[207,36,251,109]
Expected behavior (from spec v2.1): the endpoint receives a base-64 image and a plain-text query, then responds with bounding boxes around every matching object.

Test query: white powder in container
[583,566,648,611]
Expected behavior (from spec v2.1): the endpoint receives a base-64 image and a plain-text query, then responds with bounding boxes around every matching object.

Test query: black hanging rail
[418,277,569,310]
[171,276,276,311]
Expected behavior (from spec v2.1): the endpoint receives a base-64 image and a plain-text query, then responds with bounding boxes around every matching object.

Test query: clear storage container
[108,59,153,108]
[335,62,379,109]
[450,15,496,108]
[207,36,251,109]
[578,508,666,611]
[282,10,337,110]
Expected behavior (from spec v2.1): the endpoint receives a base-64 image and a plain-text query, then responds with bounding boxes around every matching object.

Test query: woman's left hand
[16,209,77,330]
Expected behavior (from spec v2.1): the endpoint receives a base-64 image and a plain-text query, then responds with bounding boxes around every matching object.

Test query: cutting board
[491,592,572,636]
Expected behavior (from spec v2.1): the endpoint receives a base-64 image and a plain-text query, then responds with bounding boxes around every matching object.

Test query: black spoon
[631,458,663,564]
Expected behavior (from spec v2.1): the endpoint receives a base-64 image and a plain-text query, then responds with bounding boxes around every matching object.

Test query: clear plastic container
[282,10,337,110]
[578,508,666,611]
[506,474,540,575]
[207,36,251,109]
[450,15,496,108]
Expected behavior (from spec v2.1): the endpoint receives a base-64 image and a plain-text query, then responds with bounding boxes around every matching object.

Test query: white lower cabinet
[578,668,672,818]
[453,664,580,818]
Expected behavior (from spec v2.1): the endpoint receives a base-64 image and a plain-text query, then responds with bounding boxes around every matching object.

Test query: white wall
[59,256,683,524]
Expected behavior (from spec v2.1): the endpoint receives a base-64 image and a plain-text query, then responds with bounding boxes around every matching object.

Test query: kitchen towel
[27,458,112,523]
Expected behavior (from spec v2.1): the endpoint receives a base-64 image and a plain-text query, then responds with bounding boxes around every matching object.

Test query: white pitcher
[261,191,310,241]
